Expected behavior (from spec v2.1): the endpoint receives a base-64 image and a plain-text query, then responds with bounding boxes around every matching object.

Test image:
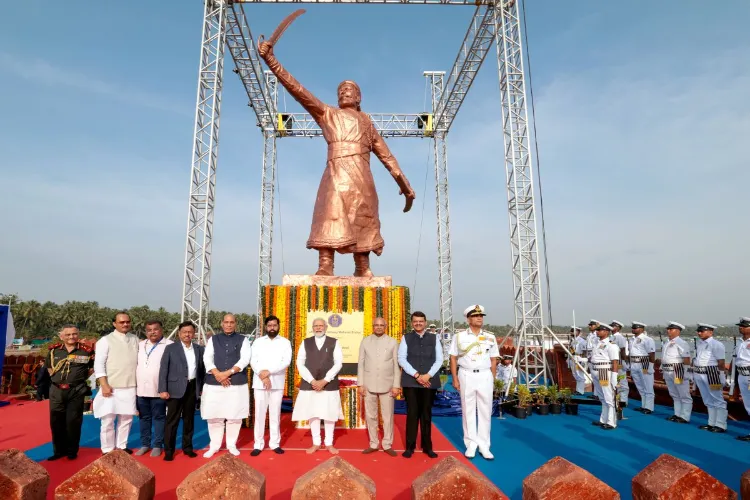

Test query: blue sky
[2,1,749,326]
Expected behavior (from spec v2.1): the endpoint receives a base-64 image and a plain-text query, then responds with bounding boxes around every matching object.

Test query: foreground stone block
[523,456,618,500]
[177,454,265,500]
[55,449,155,500]
[741,470,750,500]
[0,448,49,500]
[412,456,506,500]
[292,456,375,500]
[632,454,736,500]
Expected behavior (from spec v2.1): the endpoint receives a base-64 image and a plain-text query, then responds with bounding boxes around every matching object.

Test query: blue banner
[0,305,9,403]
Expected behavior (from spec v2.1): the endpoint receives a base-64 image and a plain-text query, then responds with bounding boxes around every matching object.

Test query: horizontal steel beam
[235,0,483,5]
[275,112,434,138]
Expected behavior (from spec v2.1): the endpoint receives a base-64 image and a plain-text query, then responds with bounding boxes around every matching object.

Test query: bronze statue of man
[259,40,416,278]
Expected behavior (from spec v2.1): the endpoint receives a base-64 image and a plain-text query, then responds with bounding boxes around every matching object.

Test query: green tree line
[1,295,257,341]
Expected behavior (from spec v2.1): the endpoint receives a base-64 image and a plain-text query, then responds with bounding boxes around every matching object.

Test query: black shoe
[675,417,688,424]
[183,450,197,458]
[164,453,174,462]
[402,450,413,458]
[250,449,262,457]
[47,454,65,461]
[601,424,615,430]
[666,415,678,421]
[642,409,653,414]
[709,427,726,433]
[699,424,712,430]
[273,448,284,455]
[591,421,603,426]
[424,450,438,458]
[736,435,750,441]
[121,448,133,454]
[67,454,77,460]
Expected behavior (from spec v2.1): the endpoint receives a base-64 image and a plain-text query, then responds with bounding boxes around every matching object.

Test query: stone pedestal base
[291,457,375,500]
[523,457,618,500]
[632,454,736,500]
[0,448,49,500]
[54,449,155,500]
[282,275,392,287]
[412,456,507,499]
[177,454,265,500]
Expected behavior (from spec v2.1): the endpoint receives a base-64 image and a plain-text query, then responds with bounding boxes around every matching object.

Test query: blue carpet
[433,399,750,500]
[25,411,211,462]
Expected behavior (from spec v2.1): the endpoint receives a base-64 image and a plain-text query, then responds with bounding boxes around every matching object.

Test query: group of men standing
[569,317,750,440]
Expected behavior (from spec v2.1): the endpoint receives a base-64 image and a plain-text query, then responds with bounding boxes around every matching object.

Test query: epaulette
[78,342,93,353]
[48,343,63,349]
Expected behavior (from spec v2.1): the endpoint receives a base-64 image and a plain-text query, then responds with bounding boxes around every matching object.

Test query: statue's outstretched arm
[371,124,416,213]
[259,43,326,121]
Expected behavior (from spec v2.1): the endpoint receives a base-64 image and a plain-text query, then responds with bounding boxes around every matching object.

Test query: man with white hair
[201,314,252,457]
[628,321,655,414]
[692,323,728,433]
[660,321,692,423]
[292,317,344,454]
[590,323,620,430]
[449,305,499,460]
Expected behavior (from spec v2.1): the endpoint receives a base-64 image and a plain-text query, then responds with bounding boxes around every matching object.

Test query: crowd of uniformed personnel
[40,311,750,462]
[568,317,750,440]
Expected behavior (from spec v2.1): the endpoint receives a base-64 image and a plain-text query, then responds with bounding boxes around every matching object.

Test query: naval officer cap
[736,317,750,327]
[464,305,487,317]
[570,326,582,332]
[596,324,613,332]
[610,320,624,328]
[587,319,601,326]
[631,321,647,329]
[696,323,717,332]
[666,321,685,331]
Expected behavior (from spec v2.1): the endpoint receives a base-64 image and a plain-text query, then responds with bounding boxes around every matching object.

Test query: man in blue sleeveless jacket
[398,311,442,458]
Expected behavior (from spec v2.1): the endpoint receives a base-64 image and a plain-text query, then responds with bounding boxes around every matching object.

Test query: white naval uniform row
[571,336,588,394]
[660,336,693,422]
[611,332,629,405]
[629,333,656,411]
[693,337,728,430]
[591,338,619,428]
[732,338,750,416]
[449,328,499,455]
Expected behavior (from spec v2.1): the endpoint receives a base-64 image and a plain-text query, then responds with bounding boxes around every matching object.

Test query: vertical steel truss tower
[178,0,556,387]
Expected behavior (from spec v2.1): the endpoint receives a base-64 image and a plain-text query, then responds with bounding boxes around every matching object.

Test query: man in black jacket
[158,321,205,461]
[35,358,51,401]
[397,311,443,458]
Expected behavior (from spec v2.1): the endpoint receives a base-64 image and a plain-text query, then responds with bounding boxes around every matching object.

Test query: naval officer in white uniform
[609,321,629,408]
[628,321,655,413]
[570,327,588,395]
[693,323,728,433]
[661,321,693,423]
[449,305,499,460]
[729,317,750,441]
[590,323,620,430]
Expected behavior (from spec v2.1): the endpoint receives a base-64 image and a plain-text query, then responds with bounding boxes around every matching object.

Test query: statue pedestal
[256,278,410,429]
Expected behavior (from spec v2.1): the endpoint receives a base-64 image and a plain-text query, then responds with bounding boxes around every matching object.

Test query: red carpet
[2,401,474,499]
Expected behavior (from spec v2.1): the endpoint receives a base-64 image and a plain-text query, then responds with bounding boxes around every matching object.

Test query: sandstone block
[632,454,736,500]
[0,448,49,500]
[54,449,155,500]
[291,456,375,500]
[741,470,750,500]
[412,455,506,500]
[177,454,265,500]
[522,456,618,500]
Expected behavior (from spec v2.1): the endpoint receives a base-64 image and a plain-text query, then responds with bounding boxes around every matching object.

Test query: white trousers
[631,364,655,410]
[309,418,335,446]
[458,369,493,452]
[663,371,693,421]
[100,414,134,453]
[739,374,750,416]
[207,418,243,451]
[693,372,727,430]
[253,389,283,450]
[592,369,616,427]
[572,358,587,394]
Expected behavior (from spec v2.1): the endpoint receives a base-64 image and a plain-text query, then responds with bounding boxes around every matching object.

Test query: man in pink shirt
[135,320,172,456]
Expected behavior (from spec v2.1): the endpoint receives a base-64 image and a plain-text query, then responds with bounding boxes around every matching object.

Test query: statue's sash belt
[328,141,369,159]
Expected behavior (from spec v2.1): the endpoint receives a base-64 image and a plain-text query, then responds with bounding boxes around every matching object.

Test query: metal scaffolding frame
[177,0,564,388]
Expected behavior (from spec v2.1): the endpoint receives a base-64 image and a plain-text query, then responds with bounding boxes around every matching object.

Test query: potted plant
[547,384,562,414]
[513,384,532,419]
[534,386,550,415]
[493,378,506,418]
[561,387,578,415]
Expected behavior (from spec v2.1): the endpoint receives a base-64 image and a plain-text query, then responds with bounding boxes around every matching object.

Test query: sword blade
[267,9,306,46]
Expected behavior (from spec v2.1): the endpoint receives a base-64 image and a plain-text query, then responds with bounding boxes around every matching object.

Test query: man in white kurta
[201,314,252,457]
[661,321,693,423]
[292,318,344,454]
[450,304,499,460]
[93,312,139,454]
[250,315,292,456]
